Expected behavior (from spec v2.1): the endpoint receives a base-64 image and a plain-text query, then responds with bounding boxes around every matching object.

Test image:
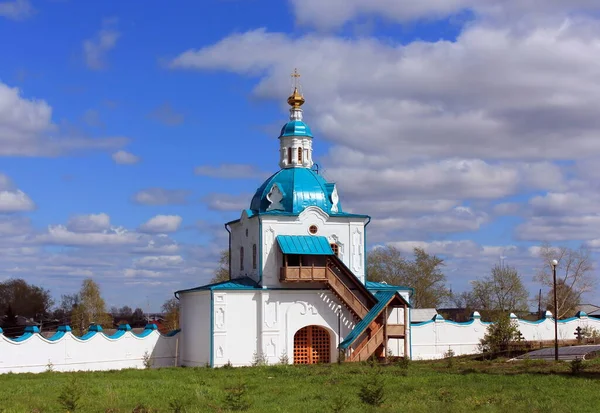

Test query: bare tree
[535,244,595,318]
[211,250,230,283]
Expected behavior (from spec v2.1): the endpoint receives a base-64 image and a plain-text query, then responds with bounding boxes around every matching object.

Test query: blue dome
[250,168,342,215]
[280,121,313,138]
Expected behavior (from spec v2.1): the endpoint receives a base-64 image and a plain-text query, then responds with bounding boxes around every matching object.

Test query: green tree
[367,246,449,308]
[535,244,595,318]
[211,250,230,283]
[162,297,180,331]
[0,278,54,319]
[479,313,520,355]
[469,264,529,319]
[71,279,111,335]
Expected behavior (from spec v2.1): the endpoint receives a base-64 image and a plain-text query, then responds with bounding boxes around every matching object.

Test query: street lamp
[551,259,559,361]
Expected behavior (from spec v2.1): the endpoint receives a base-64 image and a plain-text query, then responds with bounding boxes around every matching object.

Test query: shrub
[358,370,385,407]
[479,314,520,356]
[251,351,268,367]
[222,360,234,369]
[222,381,252,411]
[581,326,600,339]
[444,348,456,368]
[570,357,585,375]
[278,351,289,365]
[328,393,351,413]
[142,351,152,369]
[45,360,54,373]
[397,356,410,370]
[57,377,82,412]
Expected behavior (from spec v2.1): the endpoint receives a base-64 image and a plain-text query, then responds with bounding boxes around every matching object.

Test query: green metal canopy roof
[276,235,334,255]
[339,291,397,350]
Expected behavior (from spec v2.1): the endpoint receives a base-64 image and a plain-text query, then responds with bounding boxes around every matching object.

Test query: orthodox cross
[575,326,584,342]
[291,68,301,88]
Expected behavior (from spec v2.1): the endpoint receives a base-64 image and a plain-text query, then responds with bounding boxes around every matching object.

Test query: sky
[1,0,600,311]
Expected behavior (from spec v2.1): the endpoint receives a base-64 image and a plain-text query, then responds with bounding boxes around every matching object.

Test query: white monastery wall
[261,207,367,288]
[411,312,600,360]
[179,291,210,367]
[0,327,178,374]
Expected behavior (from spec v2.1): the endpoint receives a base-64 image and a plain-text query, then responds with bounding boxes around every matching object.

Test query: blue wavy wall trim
[412,313,590,327]
[2,324,181,343]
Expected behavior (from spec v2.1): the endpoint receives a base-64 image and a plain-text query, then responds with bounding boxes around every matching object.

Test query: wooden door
[293,325,331,364]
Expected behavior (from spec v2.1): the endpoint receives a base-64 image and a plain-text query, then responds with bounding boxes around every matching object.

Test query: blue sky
[1,0,600,311]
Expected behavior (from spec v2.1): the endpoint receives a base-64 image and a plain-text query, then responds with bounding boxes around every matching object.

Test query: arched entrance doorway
[293,325,331,364]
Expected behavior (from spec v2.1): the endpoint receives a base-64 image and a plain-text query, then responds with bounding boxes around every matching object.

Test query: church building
[175,72,412,367]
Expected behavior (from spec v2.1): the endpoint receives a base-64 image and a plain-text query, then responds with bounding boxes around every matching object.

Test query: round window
[308,225,318,235]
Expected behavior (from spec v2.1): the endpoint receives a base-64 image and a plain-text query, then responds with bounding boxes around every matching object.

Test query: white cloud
[0,0,33,20]
[112,150,140,165]
[139,215,183,233]
[202,193,251,211]
[83,18,120,70]
[124,268,162,278]
[0,173,35,212]
[0,81,127,156]
[34,225,141,247]
[0,190,35,212]
[170,22,600,161]
[66,213,111,233]
[134,255,184,269]
[195,164,269,179]
[288,0,600,30]
[132,188,190,205]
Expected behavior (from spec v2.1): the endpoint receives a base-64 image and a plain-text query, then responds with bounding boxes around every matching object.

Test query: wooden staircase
[348,324,385,362]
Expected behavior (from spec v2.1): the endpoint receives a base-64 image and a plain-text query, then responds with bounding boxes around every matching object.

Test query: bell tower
[279,69,314,169]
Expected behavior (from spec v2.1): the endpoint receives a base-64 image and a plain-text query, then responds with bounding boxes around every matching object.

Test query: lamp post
[551,259,559,361]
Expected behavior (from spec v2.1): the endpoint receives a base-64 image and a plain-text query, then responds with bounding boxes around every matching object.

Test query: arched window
[252,244,257,270]
[240,247,244,271]
[297,147,303,164]
[287,148,292,165]
[330,243,339,257]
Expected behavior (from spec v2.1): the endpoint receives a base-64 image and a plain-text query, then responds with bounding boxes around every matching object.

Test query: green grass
[1,358,600,412]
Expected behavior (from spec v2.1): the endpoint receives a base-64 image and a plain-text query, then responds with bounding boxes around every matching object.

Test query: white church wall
[229,212,260,282]
[386,307,408,357]
[207,289,357,367]
[213,292,258,367]
[0,328,178,374]
[411,312,600,360]
[179,291,211,367]
[261,207,368,288]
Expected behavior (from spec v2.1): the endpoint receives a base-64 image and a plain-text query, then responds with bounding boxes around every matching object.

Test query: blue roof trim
[279,120,313,138]
[47,331,67,342]
[166,329,181,337]
[365,281,413,292]
[276,235,334,255]
[225,211,370,226]
[176,276,261,295]
[11,333,34,342]
[0,326,3,334]
[339,291,396,350]
[78,331,98,340]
